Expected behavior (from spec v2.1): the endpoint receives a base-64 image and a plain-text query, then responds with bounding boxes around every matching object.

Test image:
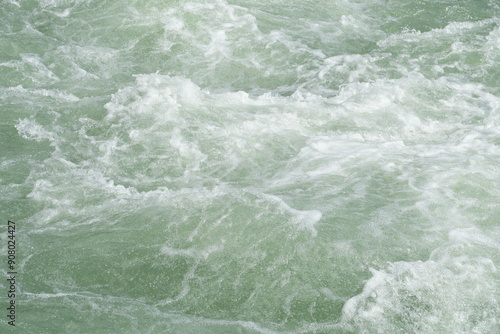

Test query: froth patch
[16,118,56,142]
[342,239,499,333]
[104,74,202,121]
[254,192,321,237]
[3,86,79,102]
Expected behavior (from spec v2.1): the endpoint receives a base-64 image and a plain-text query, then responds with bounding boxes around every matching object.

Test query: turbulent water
[1,0,499,333]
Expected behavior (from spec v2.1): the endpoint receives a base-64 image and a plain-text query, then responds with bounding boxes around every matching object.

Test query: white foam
[342,226,499,333]
[252,192,321,237]
[15,119,56,142]
[5,0,20,7]
[2,85,79,102]
[104,74,201,121]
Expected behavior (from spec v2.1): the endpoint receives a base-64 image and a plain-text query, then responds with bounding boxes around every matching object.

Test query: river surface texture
[1,0,499,333]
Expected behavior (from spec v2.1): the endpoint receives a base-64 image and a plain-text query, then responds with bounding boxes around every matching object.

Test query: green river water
[1,0,499,333]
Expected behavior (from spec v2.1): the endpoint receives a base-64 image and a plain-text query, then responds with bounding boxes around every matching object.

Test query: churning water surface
[1,0,499,333]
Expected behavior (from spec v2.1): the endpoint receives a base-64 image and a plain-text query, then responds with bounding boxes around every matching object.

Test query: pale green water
[1,0,499,333]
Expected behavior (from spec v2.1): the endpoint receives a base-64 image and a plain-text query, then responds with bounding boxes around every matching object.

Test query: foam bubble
[16,118,56,142]
[342,227,499,333]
